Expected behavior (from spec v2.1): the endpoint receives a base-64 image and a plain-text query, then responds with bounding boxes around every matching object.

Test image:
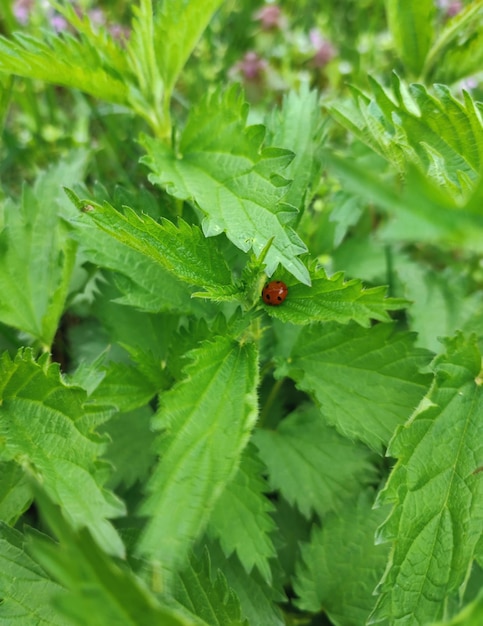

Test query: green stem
[258,376,284,429]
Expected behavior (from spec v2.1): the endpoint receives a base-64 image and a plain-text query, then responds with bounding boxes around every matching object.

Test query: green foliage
[371,333,483,624]
[0,152,87,348]
[141,87,311,285]
[0,349,125,557]
[1,1,483,624]
[294,490,390,625]
[136,336,259,587]
[385,0,436,77]
[275,322,432,451]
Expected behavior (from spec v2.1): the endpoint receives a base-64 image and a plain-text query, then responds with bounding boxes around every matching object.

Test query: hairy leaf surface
[0,523,65,625]
[141,88,311,284]
[0,349,125,557]
[136,336,259,584]
[173,550,248,626]
[262,267,406,326]
[30,492,203,626]
[276,322,432,451]
[207,444,276,583]
[253,405,378,518]
[371,333,483,624]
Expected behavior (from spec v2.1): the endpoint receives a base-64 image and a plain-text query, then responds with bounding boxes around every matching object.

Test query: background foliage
[0,1,483,625]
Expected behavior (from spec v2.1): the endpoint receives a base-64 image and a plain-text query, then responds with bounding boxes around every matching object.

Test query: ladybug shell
[262,280,288,306]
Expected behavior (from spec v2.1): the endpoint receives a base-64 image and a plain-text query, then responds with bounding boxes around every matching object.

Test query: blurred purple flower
[446,1,463,17]
[232,51,268,81]
[309,29,336,67]
[13,0,34,25]
[50,14,68,32]
[253,4,284,30]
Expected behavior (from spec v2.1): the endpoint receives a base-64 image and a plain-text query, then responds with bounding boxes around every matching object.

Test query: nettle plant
[1,1,483,625]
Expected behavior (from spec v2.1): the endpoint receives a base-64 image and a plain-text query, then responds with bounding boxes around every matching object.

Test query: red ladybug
[262,280,288,306]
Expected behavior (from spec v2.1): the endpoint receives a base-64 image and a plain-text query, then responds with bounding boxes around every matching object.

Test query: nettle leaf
[431,588,483,626]
[0,461,31,525]
[206,444,276,583]
[425,2,483,84]
[276,322,432,451]
[0,523,66,626]
[173,549,248,626]
[396,259,483,353]
[136,336,259,585]
[71,199,235,299]
[262,267,405,326]
[253,405,378,519]
[294,490,390,625]
[385,0,435,76]
[371,333,483,625]
[206,540,285,626]
[265,84,325,213]
[0,153,87,347]
[0,349,125,557]
[152,0,224,97]
[141,87,311,285]
[0,30,129,105]
[328,74,483,196]
[327,150,483,252]
[30,491,203,626]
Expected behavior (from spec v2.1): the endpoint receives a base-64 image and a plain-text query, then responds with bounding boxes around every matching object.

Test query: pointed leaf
[0,523,66,626]
[173,549,247,626]
[265,84,325,213]
[276,322,432,451]
[371,333,483,625]
[30,491,203,626]
[0,153,87,346]
[385,0,436,76]
[253,405,378,519]
[207,444,276,583]
[71,199,233,294]
[0,349,125,557]
[294,491,390,625]
[262,267,406,327]
[141,87,311,284]
[136,336,259,584]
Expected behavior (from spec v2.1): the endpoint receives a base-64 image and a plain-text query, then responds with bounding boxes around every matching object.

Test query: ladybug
[262,280,288,306]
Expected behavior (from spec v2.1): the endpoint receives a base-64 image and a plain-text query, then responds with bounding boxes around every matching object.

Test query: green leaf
[173,549,248,626]
[0,153,87,347]
[396,259,483,353]
[71,198,234,296]
[136,336,259,585]
[100,407,156,490]
[328,75,483,197]
[207,444,276,583]
[141,87,311,285]
[0,31,129,105]
[294,490,390,625]
[0,349,125,557]
[424,1,483,84]
[385,0,436,76]
[151,0,224,98]
[276,322,432,451]
[253,405,378,519]
[0,523,66,625]
[206,540,285,626]
[0,460,31,525]
[431,588,483,626]
[327,154,483,251]
[262,267,406,327]
[29,490,204,626]
[371,333,483,625]
[265,84,326,214]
